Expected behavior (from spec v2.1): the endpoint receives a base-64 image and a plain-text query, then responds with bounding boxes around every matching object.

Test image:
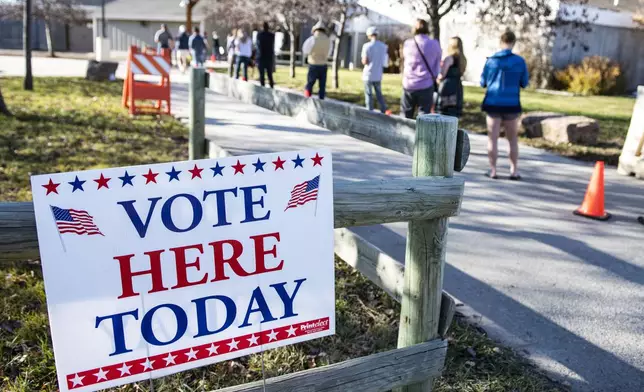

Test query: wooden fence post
[189,67,206,160]
[396,114,458,392]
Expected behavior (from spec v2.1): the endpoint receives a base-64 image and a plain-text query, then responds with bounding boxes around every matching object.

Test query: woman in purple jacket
[400,19,442,119]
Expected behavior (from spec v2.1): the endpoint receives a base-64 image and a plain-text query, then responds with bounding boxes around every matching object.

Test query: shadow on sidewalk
[352,224,644,391]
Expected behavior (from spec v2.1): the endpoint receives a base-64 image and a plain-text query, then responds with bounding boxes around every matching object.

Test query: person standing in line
[400,19,441,119]
[480,31,529,180]
[175,25,191,72]
[212,32,221,60]
[234,29,253,81]
[256,22,276,88]
[189,27,208,67]
[154,24,173,54]
[227,29,237,77]
[437,36,467,117]
[361,26,391,115]
[302,21,331,99]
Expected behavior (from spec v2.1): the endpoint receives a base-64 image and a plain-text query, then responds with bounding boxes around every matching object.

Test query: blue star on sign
[253,158,266,172]
[68,176,86,192]
[211,163,225,177]
[119,171,135,187]
[166,166,181,181]
[292,154,305,168]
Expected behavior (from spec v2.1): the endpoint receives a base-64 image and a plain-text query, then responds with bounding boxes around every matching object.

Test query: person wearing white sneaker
[361,26,391,115]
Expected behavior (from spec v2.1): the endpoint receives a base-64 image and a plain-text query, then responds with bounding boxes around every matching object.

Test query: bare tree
[180,0,201,31]
[0,87,11,116]
[205,0,263,31]
[478,0,594,87]
[24,0,33,91]
[398,0,472,40]
[207,0,326,78]
[328,0,366,89]
[273,1,320,78]
[0,0,88,58]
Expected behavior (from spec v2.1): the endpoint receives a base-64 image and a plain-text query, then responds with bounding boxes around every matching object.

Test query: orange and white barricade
[122,46,172,115]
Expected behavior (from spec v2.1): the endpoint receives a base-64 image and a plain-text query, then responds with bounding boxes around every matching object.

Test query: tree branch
[438,0,460,18]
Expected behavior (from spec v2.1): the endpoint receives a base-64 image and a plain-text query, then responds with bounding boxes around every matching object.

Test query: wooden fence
[186,69,468,391]
[0,69,468,392]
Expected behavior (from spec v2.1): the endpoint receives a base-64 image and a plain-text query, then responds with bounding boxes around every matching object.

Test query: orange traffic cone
[574,161,611,220]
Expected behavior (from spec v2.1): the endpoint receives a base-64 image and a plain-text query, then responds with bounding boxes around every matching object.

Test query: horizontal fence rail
[334,177,464,228]
[206,73,470,172]
[0,177,463,261]
[213,339,447,392]
[334,228,456,338]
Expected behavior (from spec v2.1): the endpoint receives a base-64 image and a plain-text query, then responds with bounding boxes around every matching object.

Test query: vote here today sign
[30,149,335,391]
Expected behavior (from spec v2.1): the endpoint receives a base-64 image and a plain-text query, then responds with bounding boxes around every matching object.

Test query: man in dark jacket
[256,22,275,88]
[176,25,190,72]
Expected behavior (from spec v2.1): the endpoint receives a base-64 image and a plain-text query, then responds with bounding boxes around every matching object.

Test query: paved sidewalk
[172,83,644,392]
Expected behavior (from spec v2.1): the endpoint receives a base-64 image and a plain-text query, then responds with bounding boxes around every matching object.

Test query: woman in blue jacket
[480,31,529,180]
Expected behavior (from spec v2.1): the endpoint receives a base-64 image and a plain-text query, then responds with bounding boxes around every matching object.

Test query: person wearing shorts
[480,31,529,180]
[176,25,190,73]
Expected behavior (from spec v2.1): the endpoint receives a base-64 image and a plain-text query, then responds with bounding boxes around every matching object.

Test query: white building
[91,0,209,54]
[345,0,644,91]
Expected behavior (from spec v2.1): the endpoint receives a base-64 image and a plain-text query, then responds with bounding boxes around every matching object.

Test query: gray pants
[401,87,434,119]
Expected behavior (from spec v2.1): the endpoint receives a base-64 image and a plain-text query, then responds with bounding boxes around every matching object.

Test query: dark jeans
[258,60,274,88]
[364,81,387,112]
[235,55,250,80]
[305,65,328,99]
[401,87,434,119]
[191,50,205,67]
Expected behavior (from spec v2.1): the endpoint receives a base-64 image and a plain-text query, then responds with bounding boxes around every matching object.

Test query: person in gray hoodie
[361,26,391,114]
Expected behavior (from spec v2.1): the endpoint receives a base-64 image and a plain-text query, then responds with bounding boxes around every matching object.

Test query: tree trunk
[0,87,11,116]
[289,30,296,79]
[45,19,55,57]
[186,3,193,32]
[429,0,441,40]
[332,11,346,90]
[23,0,33,91]
[430,18,440,40]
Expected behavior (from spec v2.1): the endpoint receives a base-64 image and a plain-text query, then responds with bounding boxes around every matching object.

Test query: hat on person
[311,20,326,33]
[179,25,186,33]
[366,26,378,37]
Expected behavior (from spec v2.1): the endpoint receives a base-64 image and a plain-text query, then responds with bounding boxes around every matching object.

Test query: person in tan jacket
[302,21,331,99]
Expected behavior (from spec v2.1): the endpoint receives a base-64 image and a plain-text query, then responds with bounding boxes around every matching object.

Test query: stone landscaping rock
[541,116,600,145]
[520,112,565,138]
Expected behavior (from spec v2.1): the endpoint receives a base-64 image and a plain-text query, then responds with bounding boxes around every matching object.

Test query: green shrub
[555,56,622,96]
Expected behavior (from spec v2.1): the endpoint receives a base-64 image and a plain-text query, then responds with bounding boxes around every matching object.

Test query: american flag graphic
[285,176,320,211]
[50,206,104,236]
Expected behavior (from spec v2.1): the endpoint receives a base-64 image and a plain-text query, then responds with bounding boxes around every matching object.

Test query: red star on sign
[232,160,245,175]
[43,178,60,195]
[188,164,203,179]
[143,169,159,184]
[311,153,324,166]
[94,174,111,189]
[272,156,286,171]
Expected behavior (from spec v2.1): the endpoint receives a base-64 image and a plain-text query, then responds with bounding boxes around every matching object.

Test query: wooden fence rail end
[212,339,447,392]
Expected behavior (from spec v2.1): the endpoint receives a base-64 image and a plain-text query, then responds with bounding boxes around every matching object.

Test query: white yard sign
[30,149,335,391]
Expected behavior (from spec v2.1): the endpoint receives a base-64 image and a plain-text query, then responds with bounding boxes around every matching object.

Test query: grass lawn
[0,77,565,391]
[236,66,635,165]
